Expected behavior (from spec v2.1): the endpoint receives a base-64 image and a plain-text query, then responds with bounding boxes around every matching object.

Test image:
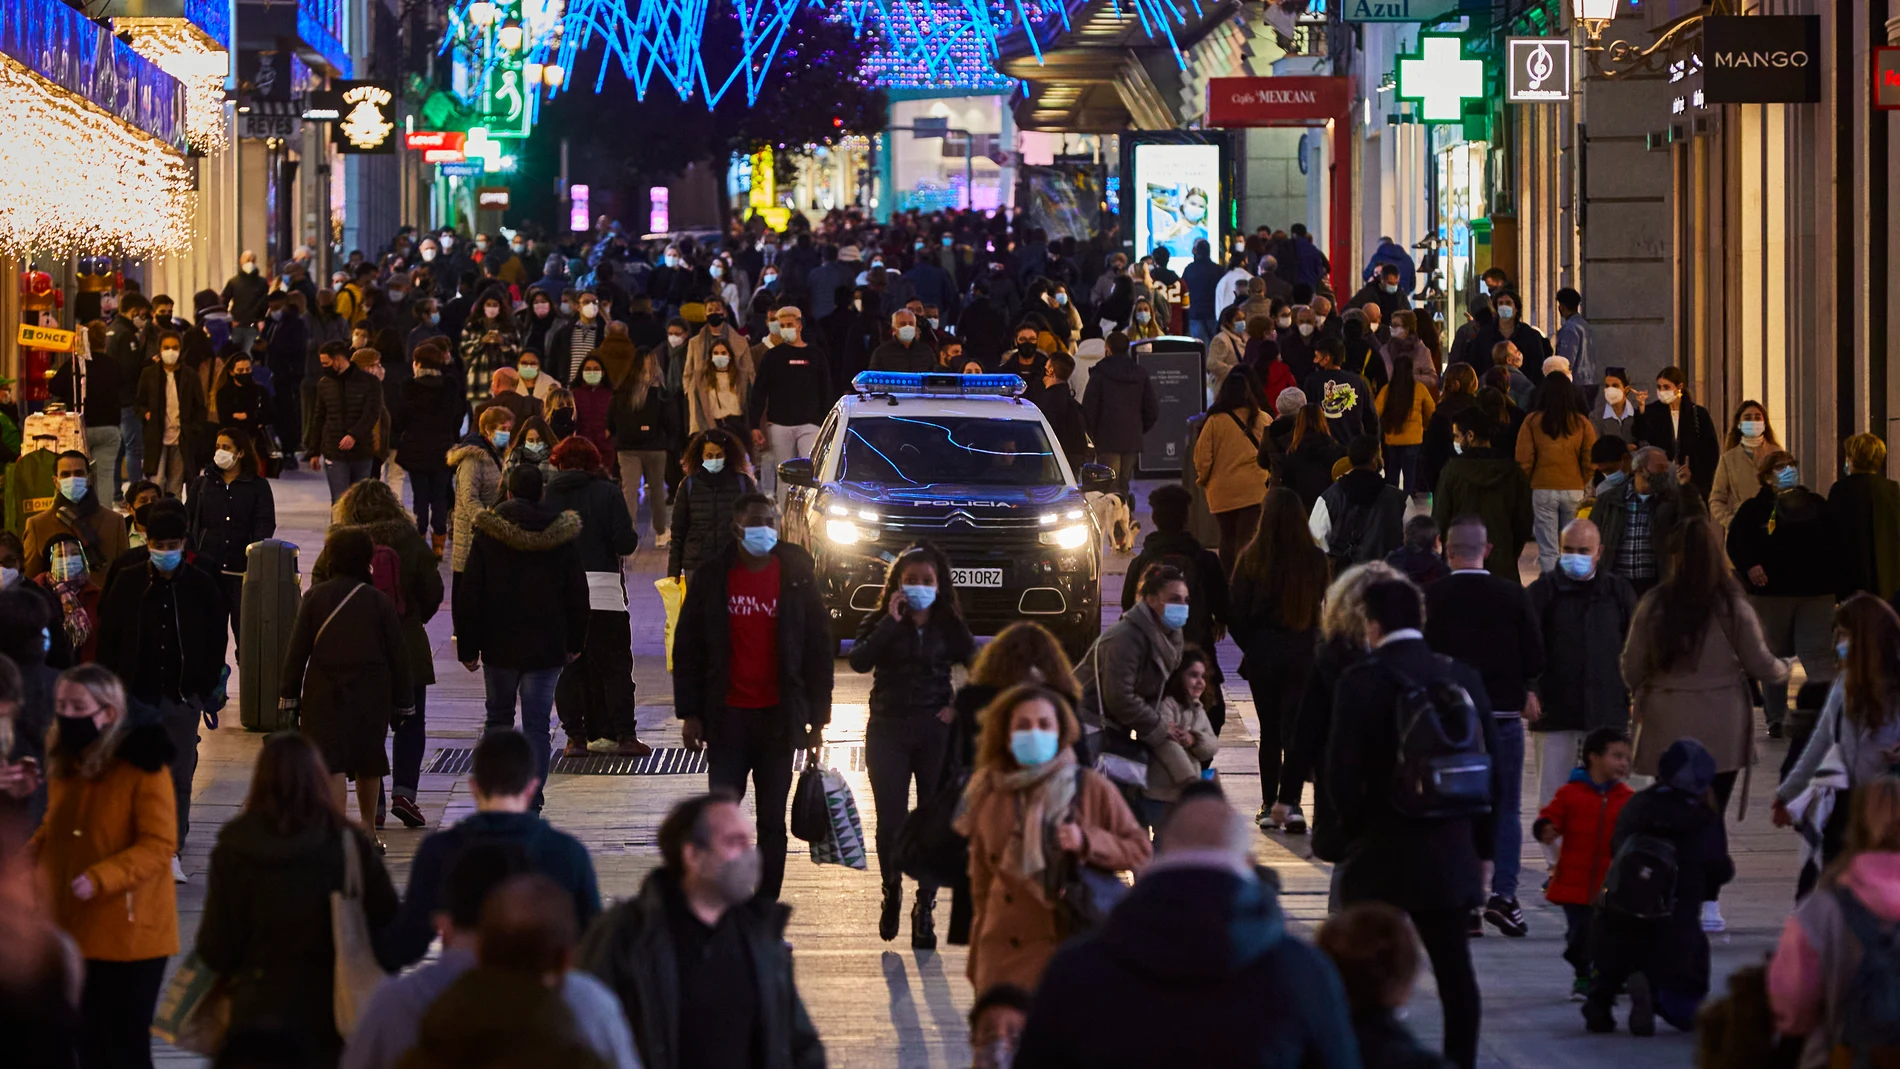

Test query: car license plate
[953,567,1003,588]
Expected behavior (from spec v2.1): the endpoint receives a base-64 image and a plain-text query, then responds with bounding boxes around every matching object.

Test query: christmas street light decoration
[112,18,230,154]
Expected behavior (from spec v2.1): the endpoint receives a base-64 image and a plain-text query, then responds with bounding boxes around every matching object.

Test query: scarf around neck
[972,749,1079,884]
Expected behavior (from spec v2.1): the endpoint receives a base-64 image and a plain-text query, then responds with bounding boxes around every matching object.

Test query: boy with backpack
[1533,727,1633,1000]
[1584,737,1734,1036]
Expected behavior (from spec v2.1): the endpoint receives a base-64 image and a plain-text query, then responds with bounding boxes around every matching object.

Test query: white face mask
[1277,316,1292,329]
[1297,323,1315,337]
[421,248,437,262]
[213,448,237,470]
[712,353,731,369]
[161,349,180,366]
[1390,327,1407,340]
[1603,386,1625,407]
[1657,387,1679,404]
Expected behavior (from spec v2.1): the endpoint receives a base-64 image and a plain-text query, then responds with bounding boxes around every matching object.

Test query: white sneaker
[172,856,187,884]
[1700,901,1726,933]
[1282,806,1308,835]
[586,738,620,754]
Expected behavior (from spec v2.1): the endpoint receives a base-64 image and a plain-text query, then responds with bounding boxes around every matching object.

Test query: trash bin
[239,539,302,732]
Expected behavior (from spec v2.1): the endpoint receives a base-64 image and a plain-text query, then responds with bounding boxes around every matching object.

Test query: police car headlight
[1039,524,1089,549]
[825,519,868,545]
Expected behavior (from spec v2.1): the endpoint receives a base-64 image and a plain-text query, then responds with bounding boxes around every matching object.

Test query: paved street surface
[157,469,1799,1067]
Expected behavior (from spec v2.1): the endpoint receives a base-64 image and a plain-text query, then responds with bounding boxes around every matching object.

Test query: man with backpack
[1319,577,1500,1069]
[1309,434,1407,570]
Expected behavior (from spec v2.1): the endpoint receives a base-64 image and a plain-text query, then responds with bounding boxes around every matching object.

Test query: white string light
[114,18,231,154]
[0,60,194,257]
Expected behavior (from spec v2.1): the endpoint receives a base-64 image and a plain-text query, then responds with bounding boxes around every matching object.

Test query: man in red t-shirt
[675,493,835,901]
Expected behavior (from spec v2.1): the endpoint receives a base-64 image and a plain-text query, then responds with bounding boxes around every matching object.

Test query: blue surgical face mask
[942,235,953,246]
[57,475,87,501]
[1161,602,1190,630]
[897,325,917,343]
[492,429,511,448]
[741,525,778,556]
[1775,465,1799,490]
[1839,639,1852,660]
[150,548,182,573]
[1598,470,1628,493]
[1738,419,1765,438]
[702,456,726,474]
[901,584,937,611]
[1498,304,1516,320]
[1559,553,1596,580]
[51,554,86,583]
[1009,728,1060,768]
[429,312,441,325]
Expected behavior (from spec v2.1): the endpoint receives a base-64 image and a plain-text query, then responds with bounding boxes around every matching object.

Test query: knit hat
[1657,738,1716,796]
[839,245,863,263]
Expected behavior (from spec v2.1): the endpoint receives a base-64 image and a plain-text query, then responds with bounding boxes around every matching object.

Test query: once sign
[1703,15,1821,104]
[18,323,76,352]
[1506,37,1572,102]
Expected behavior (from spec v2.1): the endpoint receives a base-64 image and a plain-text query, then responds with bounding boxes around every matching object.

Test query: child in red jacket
[1533,727,1633,1000]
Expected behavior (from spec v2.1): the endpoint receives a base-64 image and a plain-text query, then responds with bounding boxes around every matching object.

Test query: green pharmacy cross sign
[1398,35,1486,124]
[481,59,533,139]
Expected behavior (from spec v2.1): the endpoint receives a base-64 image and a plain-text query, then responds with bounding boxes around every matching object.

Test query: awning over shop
[0,0,189,151]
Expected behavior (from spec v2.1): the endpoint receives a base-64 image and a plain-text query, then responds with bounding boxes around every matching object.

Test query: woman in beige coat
[1193,371,1270,574]
[1621,514,1789,800]
[955,683,1150,996]
[1708,398,1779,531]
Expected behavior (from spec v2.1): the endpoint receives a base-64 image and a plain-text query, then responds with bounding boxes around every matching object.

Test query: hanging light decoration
[113,18,231,154]
[0,63,194,257]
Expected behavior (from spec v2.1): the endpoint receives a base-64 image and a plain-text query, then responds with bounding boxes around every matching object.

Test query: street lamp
[497,18,524,51]
[1572,0,1703,79]
[468,0,499,27]
[544,63,564,88]
[1571,0,1619,44]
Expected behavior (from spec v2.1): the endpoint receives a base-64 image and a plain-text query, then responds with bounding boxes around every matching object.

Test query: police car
[776,372,1115,657]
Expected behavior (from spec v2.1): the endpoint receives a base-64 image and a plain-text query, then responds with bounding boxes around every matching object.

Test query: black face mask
[549,410,576,438]
[56,715,100,757]
[705,313,726,328]
[233,373,252,385]
[1016,342,1039,359]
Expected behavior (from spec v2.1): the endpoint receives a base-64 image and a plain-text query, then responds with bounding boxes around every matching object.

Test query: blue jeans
[323,457,375,503]
[85,425,121,501]
[1187,318,1216,343]
[409,468,452,536]
[1384,442,1422,494]
[117,407,143,492]
[482,665,561,809]
[1492,715,1525,900]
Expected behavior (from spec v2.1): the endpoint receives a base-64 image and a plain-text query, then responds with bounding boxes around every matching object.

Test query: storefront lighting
[0,62,192,257]
[498,19,525,51]
[543,63,565,87]
[114,18,230,154]
[469,0,500,27]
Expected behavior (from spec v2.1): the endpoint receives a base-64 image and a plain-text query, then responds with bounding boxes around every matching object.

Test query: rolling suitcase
[239,539,303,731]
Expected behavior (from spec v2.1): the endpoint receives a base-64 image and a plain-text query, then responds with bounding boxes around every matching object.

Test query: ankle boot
[430,532,446,557]
[879,882,902,942]
[911,890,937,950]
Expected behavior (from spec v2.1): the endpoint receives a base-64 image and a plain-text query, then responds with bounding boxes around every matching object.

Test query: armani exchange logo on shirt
[729,593,777,618]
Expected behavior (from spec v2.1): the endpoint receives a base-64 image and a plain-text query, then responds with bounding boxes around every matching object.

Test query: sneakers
[614,737,653,757]
[1281,806,1307,835]
[390,794,427,829]
[586,738,621,754]
[1570,976,1592,1002]
[1701,901,1727,933]
[1483,895,1529,938]
[1626,973,1656,1037]
[172,855,187,884]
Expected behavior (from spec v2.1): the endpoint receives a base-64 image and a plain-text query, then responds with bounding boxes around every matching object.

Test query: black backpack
[1599,833,1679,920]
[1380,658,1492,820]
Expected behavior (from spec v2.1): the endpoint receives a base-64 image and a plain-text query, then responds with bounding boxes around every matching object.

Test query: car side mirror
[778,457,815,488]
[1079,462,1116,492]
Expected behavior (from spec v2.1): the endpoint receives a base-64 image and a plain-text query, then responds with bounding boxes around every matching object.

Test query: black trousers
[1248,635,1314,806]
[556,609,639,743]
[409,468,452,536]
[1411,906,1481,1069]
[218,571,243,656]
[272,380,302,459]
[393,684,428,798]
[866,714,950,887]
[705,705,796,902]
[79,956,167,1069]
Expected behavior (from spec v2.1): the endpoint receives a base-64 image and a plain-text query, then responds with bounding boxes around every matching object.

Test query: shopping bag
[808,762,869,870]
[149,951,229,1054]
[655,576,686,672]
[331,830,388,1037]
[897,761,970,886]
[790,749,829,844]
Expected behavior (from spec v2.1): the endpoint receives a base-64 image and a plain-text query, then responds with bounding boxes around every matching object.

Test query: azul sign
[1703,16,1821,104]
[1342,0,1461,22]
[1506,37,1571,102]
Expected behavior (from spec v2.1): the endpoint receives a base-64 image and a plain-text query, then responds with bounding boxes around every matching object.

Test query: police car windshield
[840,416,1063,487]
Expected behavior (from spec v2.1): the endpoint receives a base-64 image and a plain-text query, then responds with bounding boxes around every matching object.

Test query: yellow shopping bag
[656,576,686,671]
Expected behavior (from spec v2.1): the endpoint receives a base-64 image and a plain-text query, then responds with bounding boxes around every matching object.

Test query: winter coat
[307,364,386,462]
[1081,354,1160,454]
[214,379,270,430]
[1533,774,1633,906]
[674,541,834,740]
[1302,367,1379,446]
[94,558,228,704]
[1419,392,1478,495]
[315,513,443,686]
[666,467,758,578]
[1321,637,1501,912]
[1206,328,1247,383]
[1526,566,1637,733]
[570,383,615,459]
[578,869,824,1069]
[1830,473,1900,600]
[1120,530,1229,658]
[1373,382,1434,447]
[1350,1011,1449,1069]
[185,468,276,575]
[868,338,936,372]
[1385,544,1451,587]
[1515,415,1597,491]
[1709,444,1769,530]
[21,488,131,586]
[1381,334,1437,390]
[1144,696,1218,800]
[1595,478,1707,584]
[393,373,466,474]
[1272,432,1347,511]
[1194,409,1269,514]
[396,968,607,1069]
[1013,866,1360,1069]
[1727,486,1841,598]
[1313,469,1408,567]
[955,764,1151,994]
[1637,400,1720,498]
[196,814,398,1060]
[607,386,675,453]
[32,720,178,960]
[850,610,976,719]
[453,501,588,671]
[282,577,413,778]
[135,364,210,472]
[1431,447,1534,581]
[1620,585,1788,774]
[686,363,754,436]
[543,468,639,573]
[1593,784,1733,1001]
[1035,385,1090,470]
[1252,358,1299,414]
[1075,602,1184,748]
[447,435,505,572]
[1770,852,1900,1068]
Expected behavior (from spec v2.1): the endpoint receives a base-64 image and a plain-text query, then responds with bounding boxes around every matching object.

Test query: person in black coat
[0,585,59,824]
[393,343,467,550]
[1014,794,1361,1069]
[1034,353,1090,472]
[1584,738,1734,1035]
[1321,578,1499,1069]
[212,353,273,469]
[1829,432,1900,601]
[1524,518,1637,805]
[452,465,589,812]
[1419,364,1480,495]
[666,429,758,579]
[1081,332,1158,498]
[306,343,387,503]
[848,544,974,948]
[543,438,646,758]
[185,427,277,650]
[1635,366,1720,498]
[1318,903,1457,1069]
[1265,403,1348,511]
[674,495,834,903]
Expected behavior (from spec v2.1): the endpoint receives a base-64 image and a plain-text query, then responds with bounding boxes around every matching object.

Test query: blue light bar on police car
[851,371,1026,397]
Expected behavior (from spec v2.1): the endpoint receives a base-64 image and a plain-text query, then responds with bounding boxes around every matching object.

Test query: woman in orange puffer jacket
[1533,727,1634,998]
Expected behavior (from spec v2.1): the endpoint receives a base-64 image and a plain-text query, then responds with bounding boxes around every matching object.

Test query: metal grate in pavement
[425,744,866,776]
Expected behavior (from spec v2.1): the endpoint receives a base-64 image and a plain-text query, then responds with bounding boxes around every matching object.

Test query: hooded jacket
[1431,446,1534,581]
[1080,353,1160,454]
[1533,771,1634,906]
[195,813,398,1056]
[452,500,588,670]
[1121,529,1229,658]
[1525,565,1637,733]
[543,468,639,573]
[1301,366,1380,446]
[1013,866,1360,1069]
[394,371,467,474]
[1315,468,1407,567]
[1772,852,1900,1066]
[447,435,506,572]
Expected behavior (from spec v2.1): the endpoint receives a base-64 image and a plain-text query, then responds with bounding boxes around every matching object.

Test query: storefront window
[1435,138,1490,319]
